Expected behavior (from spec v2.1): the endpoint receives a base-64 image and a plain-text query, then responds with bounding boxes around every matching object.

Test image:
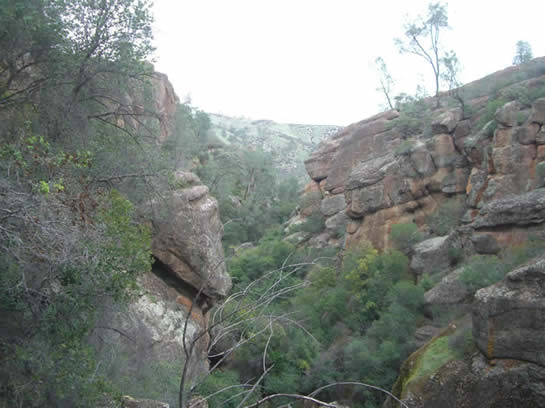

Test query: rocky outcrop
[423,267,472,317]
[410,236,450,276]
[388,255,545,408]
[151,72,179,144]
[301,62,545,251]
[143,177,231,299]
[473,256,545,366]
[389,352,545,408]
[99,174,231,394]
[472,188,545,229]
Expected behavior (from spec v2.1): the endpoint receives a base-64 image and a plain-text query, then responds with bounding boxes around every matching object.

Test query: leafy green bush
[460,237,545,293]
[459,255,504,292]
[294,211,326,235]
[195,369,249,408]
[393,139,414,156]
[390,95,431,138]
[475,98,506,132]
[389,222,425,252]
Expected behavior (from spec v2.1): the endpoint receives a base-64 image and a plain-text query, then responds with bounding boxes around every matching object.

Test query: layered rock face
[302,61,545,253]
[145,172,231,300]
[473,256,545,366]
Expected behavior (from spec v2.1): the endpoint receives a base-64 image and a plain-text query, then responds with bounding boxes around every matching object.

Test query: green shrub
[460,237,545,293]
[391,94,431,138]
[389,222,425,252]
[459,255,504,292]
[394,139,414,156]
[296,211,326,235]
[195,369,250,408]
[517,110,530,125]
[475,98,506,132]
[299,191,322,211]
[418,274,434,291]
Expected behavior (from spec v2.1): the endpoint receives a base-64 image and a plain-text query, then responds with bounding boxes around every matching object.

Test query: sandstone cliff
[301,57,545,253]
[299,58,545,408]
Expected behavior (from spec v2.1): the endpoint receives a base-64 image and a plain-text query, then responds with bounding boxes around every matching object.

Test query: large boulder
[472,188,545,229]
[424,267,472,316]
[410,236,450,276]
[142,183,232,299]
[495,100,520,127]
[391,352,545,408]
[431,109,461,134]
[320,194,346,217]
[530,97,545,125]
[473,256,545,366]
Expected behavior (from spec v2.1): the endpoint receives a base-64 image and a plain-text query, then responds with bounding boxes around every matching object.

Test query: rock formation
[97,76,230,398]
[115,170,231,388]
[301,58,545,253]
[386,256,545,408]
[299,58,545,408]
[473,256,545,366]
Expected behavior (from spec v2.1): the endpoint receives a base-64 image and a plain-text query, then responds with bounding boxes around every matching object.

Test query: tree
[440,50,469,117]
[375,57,395,110]
[513,40,533,65]
[395,2,452,107]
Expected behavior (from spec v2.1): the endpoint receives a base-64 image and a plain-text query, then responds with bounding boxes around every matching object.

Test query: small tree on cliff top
[395,2,453,107]
[513,40,533,65]
[375,56,396,111]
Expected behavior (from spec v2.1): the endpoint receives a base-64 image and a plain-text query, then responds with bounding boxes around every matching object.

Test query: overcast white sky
[152,0,545,126]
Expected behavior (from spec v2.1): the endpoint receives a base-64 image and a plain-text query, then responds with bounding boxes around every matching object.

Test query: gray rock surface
[431,110,460,134]
[410,236,450,276]
[472,188,545,229]
[143,185,231,299]
[325,210,349,235]
[320,194,346,217]
[424,267,472,310]
[495,100,520,127]
[471,233,500,254]
[394,353,545,408]
[530,97,545,125]
[473,256,545,366]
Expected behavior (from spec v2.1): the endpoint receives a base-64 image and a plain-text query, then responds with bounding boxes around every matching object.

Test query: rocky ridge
[299,58,545,254]
[298,58,545,408]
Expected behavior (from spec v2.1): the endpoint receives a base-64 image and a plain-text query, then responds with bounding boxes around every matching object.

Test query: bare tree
[375,57,396,111]
[176,256,409,408]
[395,2,452,107]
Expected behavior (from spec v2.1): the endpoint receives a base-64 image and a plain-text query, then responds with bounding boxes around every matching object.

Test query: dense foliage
[0,1,212,406]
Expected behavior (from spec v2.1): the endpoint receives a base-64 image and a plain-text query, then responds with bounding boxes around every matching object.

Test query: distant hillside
[208,113,341,179]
